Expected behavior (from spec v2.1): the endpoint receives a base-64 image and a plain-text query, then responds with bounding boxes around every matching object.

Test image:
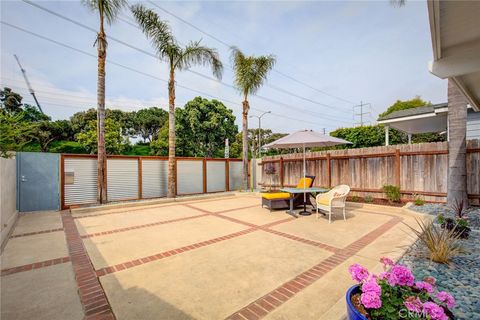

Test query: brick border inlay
[1,256,70,276]
[61,212,115,319]
[9,228,64,238]
[226,216,402,320]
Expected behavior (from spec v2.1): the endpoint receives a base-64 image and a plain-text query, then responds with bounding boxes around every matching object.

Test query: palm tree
[131,4,223,198]
[82,0,127,204]
[231,47,275,190]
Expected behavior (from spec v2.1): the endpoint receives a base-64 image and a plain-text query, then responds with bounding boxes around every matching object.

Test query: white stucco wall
[1,155,18,249]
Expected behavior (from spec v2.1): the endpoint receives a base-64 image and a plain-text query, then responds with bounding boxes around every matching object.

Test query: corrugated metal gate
[61,155,244,209]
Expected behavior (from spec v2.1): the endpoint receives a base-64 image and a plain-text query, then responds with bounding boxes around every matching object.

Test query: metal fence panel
[229,161,243,190]
[107,159,138,201]
[177,160,203,195]
[64,157,97,206]
[206,161,226,192]
[142,159,168,198]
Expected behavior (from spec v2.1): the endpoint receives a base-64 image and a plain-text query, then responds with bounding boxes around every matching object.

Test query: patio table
[279,187,328,218]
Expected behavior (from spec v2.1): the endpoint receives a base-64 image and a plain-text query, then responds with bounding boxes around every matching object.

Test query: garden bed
[398,203,480,320]
[347,196,405,207]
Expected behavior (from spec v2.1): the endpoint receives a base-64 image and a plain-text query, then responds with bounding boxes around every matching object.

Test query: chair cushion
[296,177,313,189]
[317,197,330,206]
[262,192,291,200]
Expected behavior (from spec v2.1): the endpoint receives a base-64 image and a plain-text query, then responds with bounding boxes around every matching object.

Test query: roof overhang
[378,111,447,134]
[427,0,480,111]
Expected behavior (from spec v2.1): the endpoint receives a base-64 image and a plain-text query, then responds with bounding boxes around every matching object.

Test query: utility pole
[353,101,371,126]
[13,54,44,114]
[249,111,271,158]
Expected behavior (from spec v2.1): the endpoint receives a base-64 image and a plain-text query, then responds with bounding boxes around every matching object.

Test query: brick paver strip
[225,216,403,320]
[0,256,71,276]
[9,227,64,238]
[80,213,210,238]
[61,212,115,320]
[95,228,257,276]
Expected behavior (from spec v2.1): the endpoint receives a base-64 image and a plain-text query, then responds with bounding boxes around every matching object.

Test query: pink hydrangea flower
[380,256,394,267]
[348,264,369,283]
[387,265,415,287]
[423,302,448,320]
[415,281,434,293]
[361,291,382,309]
[404,296,423,313]
[424,276,436,286]
[437,291,456,309]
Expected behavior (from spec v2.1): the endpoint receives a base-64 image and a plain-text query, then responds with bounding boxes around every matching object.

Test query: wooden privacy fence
[61,154,243,209]
[260,140,480,204]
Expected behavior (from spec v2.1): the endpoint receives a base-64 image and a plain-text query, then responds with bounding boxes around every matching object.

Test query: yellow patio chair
[261,176,315,211]
[316,185,350,223]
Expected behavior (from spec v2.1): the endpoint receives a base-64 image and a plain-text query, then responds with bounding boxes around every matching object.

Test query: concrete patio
[1,194,426,320]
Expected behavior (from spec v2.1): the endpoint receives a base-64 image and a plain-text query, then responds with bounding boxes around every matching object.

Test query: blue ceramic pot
[346,285,368,320]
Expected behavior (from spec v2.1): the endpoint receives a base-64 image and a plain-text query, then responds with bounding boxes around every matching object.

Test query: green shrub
[406,218,463,264]
[413,195,425,206]
[48,141,88,154]
[364,195,374,203]
[382,185,401,203]
[350,195,360,202]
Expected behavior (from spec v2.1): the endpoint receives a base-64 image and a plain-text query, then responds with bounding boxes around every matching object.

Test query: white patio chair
[316,185,350,223]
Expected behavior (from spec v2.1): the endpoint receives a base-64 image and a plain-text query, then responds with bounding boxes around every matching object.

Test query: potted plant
[346,257,455,320]
[264,163,277,192]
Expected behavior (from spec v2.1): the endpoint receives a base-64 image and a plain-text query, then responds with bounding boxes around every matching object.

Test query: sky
[0,0,447,134]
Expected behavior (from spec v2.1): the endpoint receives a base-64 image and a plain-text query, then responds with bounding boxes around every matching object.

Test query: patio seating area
[1,194,426,320]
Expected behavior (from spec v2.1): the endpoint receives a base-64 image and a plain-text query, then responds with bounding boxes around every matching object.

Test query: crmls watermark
[398,308,429,318]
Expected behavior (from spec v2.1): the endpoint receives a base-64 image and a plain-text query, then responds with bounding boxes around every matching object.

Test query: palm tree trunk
[167,66,176,198]
[97,22,107,204]
[447,79,468,206]
[242,97,250,190]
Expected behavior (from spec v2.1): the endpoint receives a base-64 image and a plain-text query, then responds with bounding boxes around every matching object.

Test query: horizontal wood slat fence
[260,140,480,204]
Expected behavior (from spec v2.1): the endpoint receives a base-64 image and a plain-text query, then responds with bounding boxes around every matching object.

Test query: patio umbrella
[263,130,351,214]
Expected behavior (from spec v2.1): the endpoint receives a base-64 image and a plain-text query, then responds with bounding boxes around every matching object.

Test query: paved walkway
[1,194,426,320]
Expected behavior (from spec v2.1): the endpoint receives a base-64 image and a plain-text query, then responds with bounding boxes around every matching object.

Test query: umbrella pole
[299,143,310,216]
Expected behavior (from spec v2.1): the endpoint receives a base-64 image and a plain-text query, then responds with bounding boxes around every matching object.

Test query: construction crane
[13,54,44,114]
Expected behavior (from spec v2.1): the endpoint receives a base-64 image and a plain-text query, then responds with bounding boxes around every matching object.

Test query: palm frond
[230,46,276,96]
[131,4,177,59]
[175,40,223,79]
[82,0,127,24]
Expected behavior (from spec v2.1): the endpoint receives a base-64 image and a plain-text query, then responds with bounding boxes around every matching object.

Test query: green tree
[83,0,127,203]
[151,98,238,158]
[230,129,288,158]
[231,47,276,189]
[379,96,431,118]
[34,120,74,152]
[0,111,34,158]
[76,118,128,154]
[133,107,168,142]
[0,87,23,113]
[132,4,223,198]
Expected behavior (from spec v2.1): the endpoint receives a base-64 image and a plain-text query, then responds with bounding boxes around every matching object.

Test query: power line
[19,0,353,123]
[147,0,358,106]
[0,22,329,127]
[353,101,372,126]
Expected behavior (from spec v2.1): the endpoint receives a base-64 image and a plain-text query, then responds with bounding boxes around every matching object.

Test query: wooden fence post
[203,158,207,193]
[279,157,284,188]
[395,149,401,187]
[138,157,142,199]
[225,159,230,191]
[327,153,331,188]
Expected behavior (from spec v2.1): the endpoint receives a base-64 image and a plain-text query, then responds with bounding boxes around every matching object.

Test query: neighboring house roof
[377,103,447,121]
[377,103,448,134]
[427,0,480,111]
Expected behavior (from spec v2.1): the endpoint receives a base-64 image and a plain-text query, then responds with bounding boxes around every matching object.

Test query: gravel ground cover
[399,203,480,319]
